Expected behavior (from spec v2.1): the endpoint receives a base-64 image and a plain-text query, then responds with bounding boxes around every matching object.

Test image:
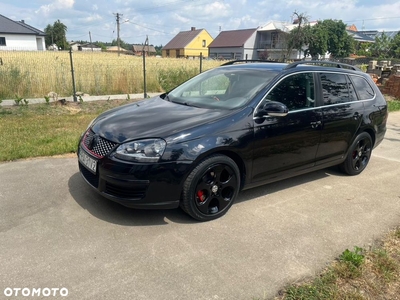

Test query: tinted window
[350,76,375,100]
[320,73,351,105]
[347,75,357,102]
[266,72,315,110]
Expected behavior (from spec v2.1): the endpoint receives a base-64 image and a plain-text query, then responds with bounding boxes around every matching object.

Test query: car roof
[219,60,362,74]
[219,62,288,72]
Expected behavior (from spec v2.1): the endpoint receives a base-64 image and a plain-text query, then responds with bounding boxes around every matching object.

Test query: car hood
[91,96,231,143]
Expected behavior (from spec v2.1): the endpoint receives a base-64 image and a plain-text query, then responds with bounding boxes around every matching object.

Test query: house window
[271,32,278,48]
[0,37,6,46]
[202,40,206,47]
[166,50,170,57]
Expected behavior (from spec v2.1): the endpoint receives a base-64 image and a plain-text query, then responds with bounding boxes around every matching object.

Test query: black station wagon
[78,61,388,221]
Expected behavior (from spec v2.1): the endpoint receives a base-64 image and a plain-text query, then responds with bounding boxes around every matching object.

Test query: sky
[1,0,400,46]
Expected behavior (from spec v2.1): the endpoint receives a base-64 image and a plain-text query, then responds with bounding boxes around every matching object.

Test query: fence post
[200,52,203,73]
[143,47,147,98]
[143,36,148,99]
[69,48,77,102]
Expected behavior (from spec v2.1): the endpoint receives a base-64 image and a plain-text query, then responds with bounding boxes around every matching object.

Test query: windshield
[166,67,277,109]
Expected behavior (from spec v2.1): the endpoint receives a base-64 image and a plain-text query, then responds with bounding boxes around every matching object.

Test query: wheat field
[0,51,222,100]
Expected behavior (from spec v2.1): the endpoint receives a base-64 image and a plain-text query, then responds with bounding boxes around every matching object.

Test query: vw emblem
[87,134,99,150]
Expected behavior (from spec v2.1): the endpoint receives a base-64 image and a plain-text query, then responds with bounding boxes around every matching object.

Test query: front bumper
[78,147,193,209]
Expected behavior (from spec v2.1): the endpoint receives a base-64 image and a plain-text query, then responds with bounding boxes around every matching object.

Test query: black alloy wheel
[340,132,373,175]
[181,155,240,221]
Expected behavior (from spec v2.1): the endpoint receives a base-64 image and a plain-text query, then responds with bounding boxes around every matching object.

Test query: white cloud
[3,0,400,46]
[35,0,75,15]
[84,14,102,23]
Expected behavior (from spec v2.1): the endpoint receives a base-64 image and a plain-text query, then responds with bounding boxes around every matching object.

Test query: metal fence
[0,50,220,101]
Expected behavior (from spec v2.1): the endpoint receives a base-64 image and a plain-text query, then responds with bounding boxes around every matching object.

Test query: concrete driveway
[1,112,399,300]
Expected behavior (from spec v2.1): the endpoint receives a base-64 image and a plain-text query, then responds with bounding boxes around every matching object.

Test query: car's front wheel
[340,132,372,175]
[181,155,240,221]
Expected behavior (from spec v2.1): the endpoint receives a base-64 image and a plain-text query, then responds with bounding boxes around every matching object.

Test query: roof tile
[208,28,257,48]
[163,28,204,49]
[0,14,45,35]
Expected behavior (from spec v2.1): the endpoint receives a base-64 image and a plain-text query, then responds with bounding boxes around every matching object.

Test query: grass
[274,227,400,300]
[0,98,133,161]
[388,99,400,111]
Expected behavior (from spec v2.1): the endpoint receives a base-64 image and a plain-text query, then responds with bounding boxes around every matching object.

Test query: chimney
[191,27,196,31]
[21,20,25,23]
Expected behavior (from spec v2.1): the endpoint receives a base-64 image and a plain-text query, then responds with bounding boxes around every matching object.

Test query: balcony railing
[257,42,286,50]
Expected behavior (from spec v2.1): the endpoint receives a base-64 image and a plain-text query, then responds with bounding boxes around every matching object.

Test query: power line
[344,16,400,23]
[126,20,170,35]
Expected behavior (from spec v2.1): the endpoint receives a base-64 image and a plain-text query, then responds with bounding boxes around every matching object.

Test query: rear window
[350,75,375,100]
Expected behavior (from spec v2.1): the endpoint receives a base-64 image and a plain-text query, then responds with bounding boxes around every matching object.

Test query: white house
[0,14,46,51]
[69,42,102,51]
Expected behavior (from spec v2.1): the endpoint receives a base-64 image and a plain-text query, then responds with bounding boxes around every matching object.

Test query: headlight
[114,139,166,162]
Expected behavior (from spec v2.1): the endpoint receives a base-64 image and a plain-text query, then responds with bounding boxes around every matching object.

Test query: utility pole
[89,31,93,52]
[114,13,123,56]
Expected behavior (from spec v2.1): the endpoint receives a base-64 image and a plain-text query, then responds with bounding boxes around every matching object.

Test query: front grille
[82,129,118,158]
[105,182,147,199]
[79,162,99,188]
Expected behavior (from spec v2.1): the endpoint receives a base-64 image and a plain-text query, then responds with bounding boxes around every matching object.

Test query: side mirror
[257,101,289,117]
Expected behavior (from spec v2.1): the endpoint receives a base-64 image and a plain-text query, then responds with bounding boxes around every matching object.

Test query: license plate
[79,149,97,174]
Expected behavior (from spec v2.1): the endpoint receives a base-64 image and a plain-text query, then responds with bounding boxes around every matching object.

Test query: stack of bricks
[380,74,400,98]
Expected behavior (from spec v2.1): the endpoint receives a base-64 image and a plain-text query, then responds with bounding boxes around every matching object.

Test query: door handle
[310,120,321,129]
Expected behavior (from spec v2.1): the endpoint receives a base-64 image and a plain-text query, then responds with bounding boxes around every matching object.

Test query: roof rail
[284,60,360,71]
[221,59,280,66]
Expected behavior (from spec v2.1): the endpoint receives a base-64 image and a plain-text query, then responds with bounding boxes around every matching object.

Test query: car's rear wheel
[340,132,372,175]
[181,155,240,221]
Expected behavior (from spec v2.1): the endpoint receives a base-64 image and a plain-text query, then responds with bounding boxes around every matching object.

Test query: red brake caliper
[197,190,206,202]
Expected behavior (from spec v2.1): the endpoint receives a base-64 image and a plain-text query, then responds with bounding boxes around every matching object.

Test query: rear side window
[350,76,375,100]
[320,73,351,105]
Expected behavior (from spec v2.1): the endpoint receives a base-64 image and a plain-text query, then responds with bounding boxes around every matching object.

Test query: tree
[371,32,393,59]
[390,32,400,58]
[354,42,372,56]
[287,18,354,59]
[44,20,68,50]
[286,11,310,59]
[111,39,131,50]
[319,19,354,58]
[305,24,328,59]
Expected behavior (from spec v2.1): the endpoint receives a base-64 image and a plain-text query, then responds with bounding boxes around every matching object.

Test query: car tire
[181,155,240,221]
[340,132,372,176]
